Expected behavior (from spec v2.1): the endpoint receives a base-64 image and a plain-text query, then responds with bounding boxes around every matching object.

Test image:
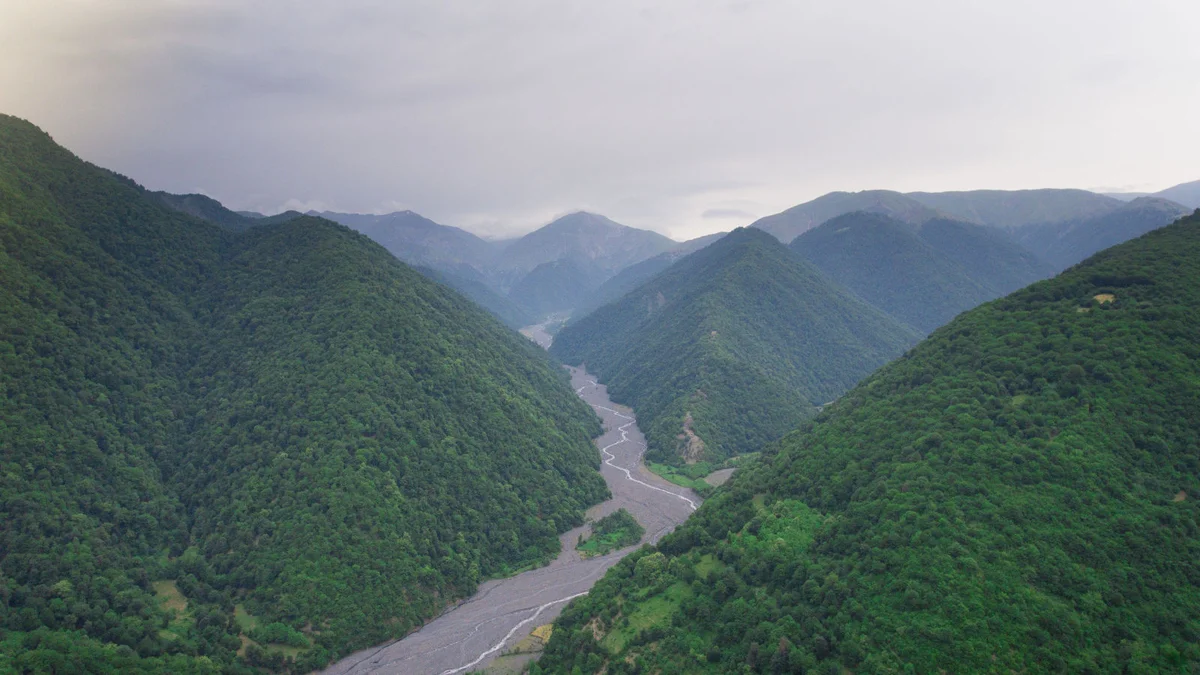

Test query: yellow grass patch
[1174,490,1188,502]
[1093,293,1116,304]
[531,624,554,642]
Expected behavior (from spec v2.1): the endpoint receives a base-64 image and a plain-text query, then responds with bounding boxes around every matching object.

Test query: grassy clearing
[693,553,719,580]
[234,605,259,633]
[603,582,692,653]
[648,462,712,493]
[152,580,187,614]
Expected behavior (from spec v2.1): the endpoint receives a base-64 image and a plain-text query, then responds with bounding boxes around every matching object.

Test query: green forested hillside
[0,115,607,673]
[791,213,1052,333]
[550,228,917,464]
[538,211,1200,674]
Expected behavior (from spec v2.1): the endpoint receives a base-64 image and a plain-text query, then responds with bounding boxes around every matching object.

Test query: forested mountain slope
[0,115,607,673]
[790,213,1052,333]
[539,210,1200,675]
[550,228,917,463]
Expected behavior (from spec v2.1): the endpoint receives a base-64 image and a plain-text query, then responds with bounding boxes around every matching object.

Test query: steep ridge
[538,211,1200,674]
[791,212,1053,333]
[550,228,918,465]
[0,115,607,672]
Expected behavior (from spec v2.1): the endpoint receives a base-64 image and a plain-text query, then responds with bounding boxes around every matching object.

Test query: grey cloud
[2,1,1198,241]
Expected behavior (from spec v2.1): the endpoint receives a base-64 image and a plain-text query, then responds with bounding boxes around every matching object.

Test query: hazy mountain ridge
[1105,179,1200,208]
[906,188,1122,228]
[1010,197,1192,270]
[751,190,952,242]
[315,209,498,272]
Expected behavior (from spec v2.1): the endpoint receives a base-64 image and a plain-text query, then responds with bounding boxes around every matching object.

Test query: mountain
[906,188,1122,228]
[315,209,497,272]
[0,115,608,672]
[538,212,1200,675]
[1012,197,1192,270]
[151,191,261,232]
[790,213,1054,333]
[497,212,677,279]
[550,228,918,464]
[751,190,950,243]
[571,232,727,322]
[1153,179,1200,208]
[508,258,602,317]
[415,265,533,329]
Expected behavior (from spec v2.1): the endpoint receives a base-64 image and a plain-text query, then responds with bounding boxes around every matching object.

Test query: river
[320,329,698,675]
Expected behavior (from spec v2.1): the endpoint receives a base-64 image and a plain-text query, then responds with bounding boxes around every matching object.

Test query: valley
[320,364,698,675]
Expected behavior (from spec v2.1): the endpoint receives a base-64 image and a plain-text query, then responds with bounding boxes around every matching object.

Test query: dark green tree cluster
[0,114,608,672]
[550,228,917,464]
[539,211,1200,673]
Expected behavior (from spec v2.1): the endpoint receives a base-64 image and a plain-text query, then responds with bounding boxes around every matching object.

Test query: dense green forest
[0,114,608,673]
[538,211,1200,674]
[790,212,1052,333]
[550,228,917,464]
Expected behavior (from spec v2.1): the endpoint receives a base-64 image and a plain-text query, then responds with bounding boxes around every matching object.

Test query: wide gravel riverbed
[320,338,698,675]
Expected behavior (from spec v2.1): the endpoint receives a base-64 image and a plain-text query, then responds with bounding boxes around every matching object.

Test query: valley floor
[319,365,698,675]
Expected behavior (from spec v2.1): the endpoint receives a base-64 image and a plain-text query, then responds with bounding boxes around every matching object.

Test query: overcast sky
[2,1,1198,240]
